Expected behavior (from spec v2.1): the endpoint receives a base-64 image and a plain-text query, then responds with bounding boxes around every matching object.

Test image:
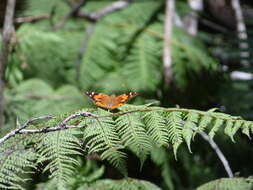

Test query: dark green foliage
[5,79,86,124]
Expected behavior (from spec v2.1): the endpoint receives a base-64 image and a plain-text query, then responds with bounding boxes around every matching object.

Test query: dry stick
[0,112,97,146]
[0,115,53,145]
[163,0,174,84]
[60,111,97,126]
[198,131,234,178]
[76,0,133,22]
[14,14,50,24]
[0,0,16,130]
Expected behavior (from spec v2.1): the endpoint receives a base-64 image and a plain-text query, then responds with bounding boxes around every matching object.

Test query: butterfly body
[85,92,138,110]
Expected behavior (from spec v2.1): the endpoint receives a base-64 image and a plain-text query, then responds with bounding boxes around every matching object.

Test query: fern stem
[198,131,234,178]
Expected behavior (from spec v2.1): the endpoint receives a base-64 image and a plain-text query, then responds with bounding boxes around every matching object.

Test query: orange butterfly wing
[85,92,139,110]
[111,92,139,109]
[85,92,111,109]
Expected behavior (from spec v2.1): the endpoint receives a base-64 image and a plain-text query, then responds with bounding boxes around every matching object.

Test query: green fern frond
[196,177,253,190]
[241,121,252,139]
[196,115,212,134]
[208,119,224,139]
[164,111,183,157]
[87,178,162,190]
[37,129,82,189]
[182,112,199,152]
[143,111,168,146]
[122,33,162,91]
[116,112,152,167]
[0,148,37,190]
[83,109,127,175]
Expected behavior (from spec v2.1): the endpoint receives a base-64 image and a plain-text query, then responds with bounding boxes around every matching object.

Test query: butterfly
[85,92,139,110]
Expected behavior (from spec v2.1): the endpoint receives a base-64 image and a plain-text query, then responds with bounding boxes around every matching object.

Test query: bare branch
[163,0,174,84]
[19,124,84,134]
[0,112,97,146]
[198,131,234,178]
[0,115,53,145]
[0,0,16,129]
[60,111,97,126]
[77,0,133,22]
[14,14,50,24]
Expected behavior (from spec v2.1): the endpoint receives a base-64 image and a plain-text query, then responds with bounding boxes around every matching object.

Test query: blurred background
[1,0,253,189]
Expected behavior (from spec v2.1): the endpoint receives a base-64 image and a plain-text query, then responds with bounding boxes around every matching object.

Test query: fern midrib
[95,118,115,151]
[169,112,182,143]
[125,114,143,151]
[101,107,243,122]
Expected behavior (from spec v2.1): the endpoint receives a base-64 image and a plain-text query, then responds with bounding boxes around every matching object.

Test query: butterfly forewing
[85,92,139,110]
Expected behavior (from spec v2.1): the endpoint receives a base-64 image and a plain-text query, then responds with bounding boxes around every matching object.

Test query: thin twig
[60,111,97,126]
[14,14,50,24]
[0,112,97,146]
[19,124,84,134]
[0,115,53,145]
[77,0,133,22]
[198,131,234,178]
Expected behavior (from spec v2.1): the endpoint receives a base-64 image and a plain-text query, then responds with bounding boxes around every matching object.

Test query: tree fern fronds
[37,130,82,189]
[196,177,253,190]
[143,111,168,147]
[208,119,224,139]
[224,120,243,142]
[164,112,183,157]
[123,33,161,91]
[116,112,152,167]
[0,148,37,190]
[182,112,199,152]
[241,121,252,139]
[83,109,127,175]
[197,115,212,132]
[88,178,162,190]
[35,179,57,190]
[224,120,234,141]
